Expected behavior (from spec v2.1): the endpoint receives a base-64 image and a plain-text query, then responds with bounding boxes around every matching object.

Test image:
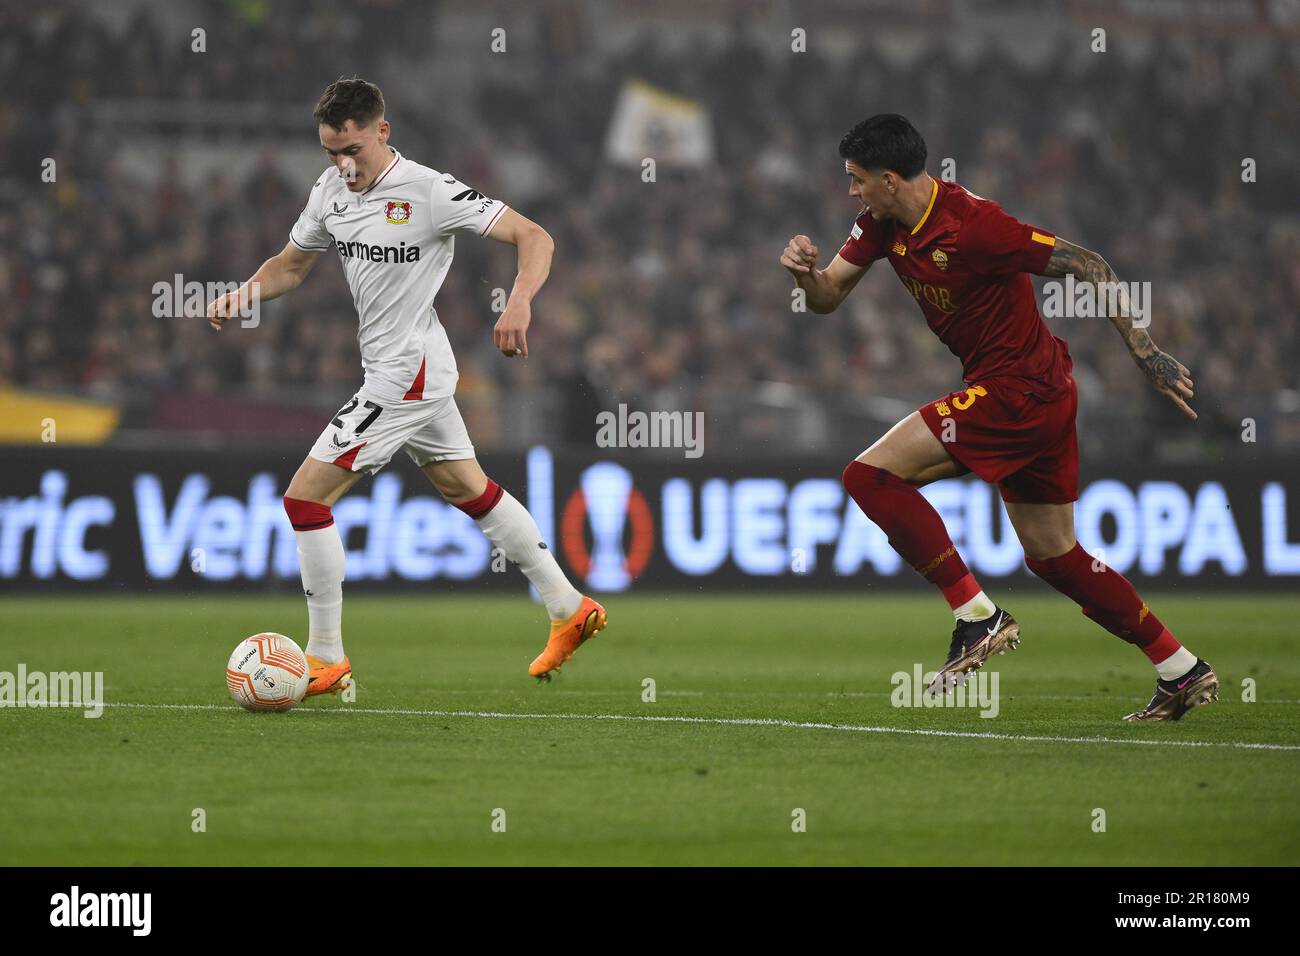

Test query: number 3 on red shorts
[951,384,988,411]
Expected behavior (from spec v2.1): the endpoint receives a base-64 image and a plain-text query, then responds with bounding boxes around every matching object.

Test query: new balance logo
[334,239,420,263]
[451,189,485,201]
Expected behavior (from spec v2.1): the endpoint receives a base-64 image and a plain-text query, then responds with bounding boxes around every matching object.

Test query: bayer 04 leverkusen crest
[385,200,412,225]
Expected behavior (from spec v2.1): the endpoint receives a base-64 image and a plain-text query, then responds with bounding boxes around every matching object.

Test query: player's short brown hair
[314,77,385,131]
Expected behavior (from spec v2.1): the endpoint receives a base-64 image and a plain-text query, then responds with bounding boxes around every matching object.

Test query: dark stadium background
[3,0,1298,594]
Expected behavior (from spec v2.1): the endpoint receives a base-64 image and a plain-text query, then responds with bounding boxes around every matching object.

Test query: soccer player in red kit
[780,114,1216,721]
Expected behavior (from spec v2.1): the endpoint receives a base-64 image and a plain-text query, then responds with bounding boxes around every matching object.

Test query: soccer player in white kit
[206,77,606,693]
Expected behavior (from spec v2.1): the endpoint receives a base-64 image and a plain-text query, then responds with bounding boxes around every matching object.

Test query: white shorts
[308,386,475,474]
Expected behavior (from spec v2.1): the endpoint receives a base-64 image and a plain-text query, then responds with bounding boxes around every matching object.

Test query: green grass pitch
[2,593,1297,866]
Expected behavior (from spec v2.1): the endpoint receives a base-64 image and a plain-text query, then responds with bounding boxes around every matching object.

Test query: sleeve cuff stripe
[290,235,330,252]
[1031,231,1056,246]
[481,203,508,236]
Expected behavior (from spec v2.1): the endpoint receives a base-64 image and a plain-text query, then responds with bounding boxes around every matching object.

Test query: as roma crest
[931,248,949,271]
[385,200,412,225]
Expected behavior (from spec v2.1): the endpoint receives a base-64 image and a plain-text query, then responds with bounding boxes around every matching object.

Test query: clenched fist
[780,235,819,274]
[206,290,243,331]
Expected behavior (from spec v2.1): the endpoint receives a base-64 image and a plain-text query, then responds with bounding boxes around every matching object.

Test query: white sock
[953,590,997,623]
[475,489,583,621]
[295,524,346,663]
[1155,646,1197,681]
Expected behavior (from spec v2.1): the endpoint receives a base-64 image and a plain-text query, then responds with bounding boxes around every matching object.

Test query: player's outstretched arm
[205,242,321,331]
[1041,237,1196,420]
[780,235,868,314]
[484,208,554,358]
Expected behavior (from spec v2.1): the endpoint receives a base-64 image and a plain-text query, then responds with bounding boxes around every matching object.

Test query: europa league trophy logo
[580,462,634,591]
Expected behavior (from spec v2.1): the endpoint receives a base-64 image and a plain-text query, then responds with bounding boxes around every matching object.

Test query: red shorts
[918,376,1079,504]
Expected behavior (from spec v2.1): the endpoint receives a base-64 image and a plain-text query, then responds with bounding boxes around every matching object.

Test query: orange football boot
[529,597,607,681]
[305,654,353,697]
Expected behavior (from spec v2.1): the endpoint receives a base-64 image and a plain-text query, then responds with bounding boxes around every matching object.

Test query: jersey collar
[360,147,402,196]
[909,177,939,236]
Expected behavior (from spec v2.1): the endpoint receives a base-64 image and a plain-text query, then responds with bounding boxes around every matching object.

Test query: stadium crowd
[3,1,1297,456]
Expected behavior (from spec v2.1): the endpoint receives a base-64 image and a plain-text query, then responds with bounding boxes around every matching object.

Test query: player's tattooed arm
[1041,238,1196,420]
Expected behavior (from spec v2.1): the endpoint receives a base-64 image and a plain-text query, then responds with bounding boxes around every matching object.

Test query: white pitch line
[94,702,1300,752]
[282,686,1300,705]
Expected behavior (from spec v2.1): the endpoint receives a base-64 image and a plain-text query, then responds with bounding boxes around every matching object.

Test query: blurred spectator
[1,0,1296,459]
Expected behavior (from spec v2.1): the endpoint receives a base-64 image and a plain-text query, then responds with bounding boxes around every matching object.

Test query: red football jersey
[837,179,1072,401]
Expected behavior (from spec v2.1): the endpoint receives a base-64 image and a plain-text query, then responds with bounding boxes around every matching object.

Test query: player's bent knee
[426,472,475,502]
[1040,541,1077,562]
[285,456,359,505]
[842,460,904,505]
[421,459,488,503]
[1023,536,1078,565]
[1016,524,1077,562]
[283,496,335,532]
[853,457,921,486]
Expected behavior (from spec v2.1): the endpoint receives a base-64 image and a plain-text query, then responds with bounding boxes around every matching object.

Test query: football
[225,633,309,712]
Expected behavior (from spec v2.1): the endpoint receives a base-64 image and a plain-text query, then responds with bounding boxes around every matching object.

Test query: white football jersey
[289,147,508,403]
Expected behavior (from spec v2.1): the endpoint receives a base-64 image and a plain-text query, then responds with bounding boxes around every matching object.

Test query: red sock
[453,478,504,519]
[282,496,334,531]
[1025,543,1181,663]
[842,460,982,609]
